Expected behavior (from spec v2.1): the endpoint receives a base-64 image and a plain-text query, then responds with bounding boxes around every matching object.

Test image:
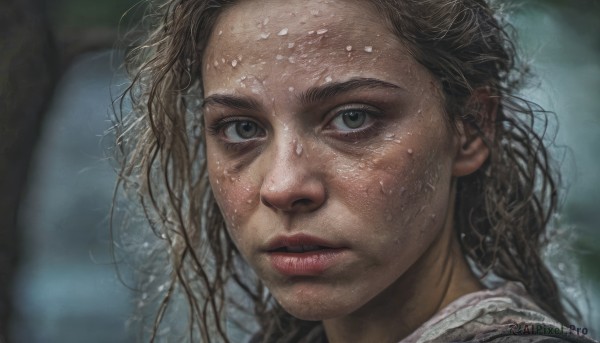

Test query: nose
[260,141,326,213]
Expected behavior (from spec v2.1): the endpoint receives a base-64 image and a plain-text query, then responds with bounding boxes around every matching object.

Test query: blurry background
[0,0,598,342]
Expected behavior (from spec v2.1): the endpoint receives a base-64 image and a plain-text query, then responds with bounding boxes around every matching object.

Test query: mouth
[264,233,343,252]
[270,245,332,253]
[264,233,348,276]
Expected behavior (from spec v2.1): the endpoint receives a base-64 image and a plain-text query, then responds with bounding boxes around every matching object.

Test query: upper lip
[264,233,344,252]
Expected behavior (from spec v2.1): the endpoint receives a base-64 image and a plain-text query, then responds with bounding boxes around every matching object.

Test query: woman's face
[203,0,461,320]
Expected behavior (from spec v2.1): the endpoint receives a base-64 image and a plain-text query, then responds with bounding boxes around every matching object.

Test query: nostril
[291,198,312,209]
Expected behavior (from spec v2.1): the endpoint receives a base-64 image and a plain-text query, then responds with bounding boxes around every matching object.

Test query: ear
[452,88,498,177]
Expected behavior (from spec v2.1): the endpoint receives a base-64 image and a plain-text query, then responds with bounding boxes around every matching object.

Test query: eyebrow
[202,77,404,110]
[299,77,405,105]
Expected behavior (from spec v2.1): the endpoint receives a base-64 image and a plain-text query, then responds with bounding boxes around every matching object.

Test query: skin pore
[202,0,487,342]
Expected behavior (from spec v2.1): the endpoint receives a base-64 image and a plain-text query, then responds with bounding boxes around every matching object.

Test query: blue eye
[223,120,262,142]
[330,109,370,131]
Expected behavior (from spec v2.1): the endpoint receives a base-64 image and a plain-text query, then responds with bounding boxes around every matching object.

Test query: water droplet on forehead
[288,86,295,92]
[221,58,225,63]
[325,76,332,83]
[364,46,373,53]
[276,54,284,60]
[407,148,413,155]
[260,32,271,40]
[231,59,238,67]
[288,42,295,48]
[263,18,270,26]
[308,30,315,35]
[214,60,219,67]
[346,45,353,52]
[218,30,223,35]
[278,28,289,36]
[316,28,328,35]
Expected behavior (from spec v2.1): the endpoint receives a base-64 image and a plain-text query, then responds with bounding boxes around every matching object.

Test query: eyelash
[325,106,383,140]
[207,106,383,150]
[206,117,264,152]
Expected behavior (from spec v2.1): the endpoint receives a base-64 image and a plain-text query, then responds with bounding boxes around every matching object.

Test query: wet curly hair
[113,0,572,341]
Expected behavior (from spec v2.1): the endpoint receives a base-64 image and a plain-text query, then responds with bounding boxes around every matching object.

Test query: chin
[274,291,359,321]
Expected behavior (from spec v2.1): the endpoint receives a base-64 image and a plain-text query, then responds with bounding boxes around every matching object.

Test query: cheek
[334,140,453,250]
[207,151,259,243]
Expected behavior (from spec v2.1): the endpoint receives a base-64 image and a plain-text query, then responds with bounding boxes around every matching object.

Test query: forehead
[202,0,415,94]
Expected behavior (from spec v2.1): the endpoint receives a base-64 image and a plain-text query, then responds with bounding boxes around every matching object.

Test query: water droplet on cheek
[295,143,303,156]
[407,148,414,155]
[325,76,332,83]
[345,45,353,52]
[278,28,288,36]
[364,46,373,53]
[316,28,328,35]
[231,59,238,67]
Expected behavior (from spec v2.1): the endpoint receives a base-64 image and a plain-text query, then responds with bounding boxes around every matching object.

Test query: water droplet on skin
[364,46,373,53]
[260,32,271,39]
[268,185,276,191]
[316,28,328,35]
[231,59,238,67]
[325,76,332,82]
[158,284,165,292]
[214,60,219,67]
[142,242,149,248]
[247,199,253,204]
[276,54,284,60]
[278,28,288,36]
[310,9,320,16]
[345,45,353,52]
[288,56,296,63]
[263,18,270,26]
[288,42,295,48]
[160,233,167,239]
[407,148,414,155]
[218,30,223,35]
[221,58,225,63]
[295,143,303,156]
[426,182,436,192]
[308,30,315,35]
[288,86,295,92]
[384,133,395,141]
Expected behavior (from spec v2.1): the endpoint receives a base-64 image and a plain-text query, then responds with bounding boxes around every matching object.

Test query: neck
[322,185,482,343]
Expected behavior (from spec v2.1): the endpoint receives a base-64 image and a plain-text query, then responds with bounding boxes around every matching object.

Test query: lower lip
[267,249,348,276]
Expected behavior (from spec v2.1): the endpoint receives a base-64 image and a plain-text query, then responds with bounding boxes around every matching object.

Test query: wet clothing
[399,282,597,343]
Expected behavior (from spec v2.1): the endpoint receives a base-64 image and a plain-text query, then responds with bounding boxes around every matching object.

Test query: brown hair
[114,0,572,341]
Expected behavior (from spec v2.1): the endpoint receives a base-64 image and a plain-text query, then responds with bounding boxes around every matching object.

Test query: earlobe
[452,88,498,177]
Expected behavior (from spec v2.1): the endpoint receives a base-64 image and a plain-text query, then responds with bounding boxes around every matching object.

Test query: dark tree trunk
[0,0,58,340]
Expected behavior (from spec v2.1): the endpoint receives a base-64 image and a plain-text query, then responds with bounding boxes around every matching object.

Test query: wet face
[203,0,461,320]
